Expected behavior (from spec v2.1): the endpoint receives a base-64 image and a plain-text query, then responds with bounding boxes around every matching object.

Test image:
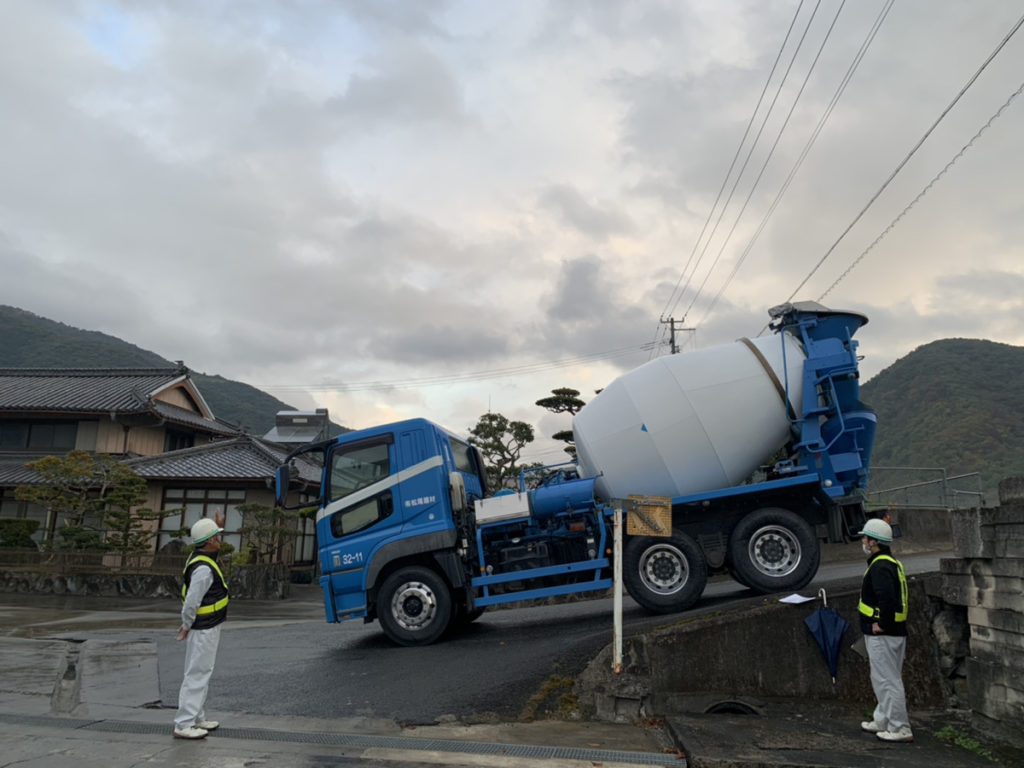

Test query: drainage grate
[1,713,685,766]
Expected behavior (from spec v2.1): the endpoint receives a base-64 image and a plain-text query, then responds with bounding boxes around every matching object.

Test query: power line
[819,76,1024,299]
[779,9,1024,308]
[664,1,823,328]
[681,0,848,322]
[697,0,894,327]
[649,0,808,359]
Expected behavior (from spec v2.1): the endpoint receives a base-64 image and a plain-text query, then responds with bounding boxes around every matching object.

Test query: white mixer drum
[573,333,805,500]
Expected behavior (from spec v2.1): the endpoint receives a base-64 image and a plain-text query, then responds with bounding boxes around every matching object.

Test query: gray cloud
[539,184,634,239]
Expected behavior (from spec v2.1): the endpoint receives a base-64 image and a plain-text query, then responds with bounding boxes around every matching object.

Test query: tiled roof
[151,401,239,435]
[0,368,184,412]
[0,457,42,486]
[0,367,237,436]
[126,436,322,484]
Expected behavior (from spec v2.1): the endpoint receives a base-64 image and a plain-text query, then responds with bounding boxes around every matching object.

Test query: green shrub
[0,518,40,548]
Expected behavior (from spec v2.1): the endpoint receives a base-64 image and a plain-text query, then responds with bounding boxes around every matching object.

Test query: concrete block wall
[940,477,1024,739]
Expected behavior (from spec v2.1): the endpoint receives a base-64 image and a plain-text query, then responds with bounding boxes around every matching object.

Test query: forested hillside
[0,305,342,436]
[861,337,1024,503]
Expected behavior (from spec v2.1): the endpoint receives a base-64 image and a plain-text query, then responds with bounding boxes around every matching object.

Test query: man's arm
[176,565,214,640]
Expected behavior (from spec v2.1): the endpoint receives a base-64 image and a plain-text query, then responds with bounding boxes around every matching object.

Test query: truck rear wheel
[623,530,707,614]
[728,507,818,593]
[377,566,452,646]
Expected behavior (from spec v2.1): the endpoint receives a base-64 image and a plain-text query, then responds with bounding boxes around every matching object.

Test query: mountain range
[2,305,1021,504]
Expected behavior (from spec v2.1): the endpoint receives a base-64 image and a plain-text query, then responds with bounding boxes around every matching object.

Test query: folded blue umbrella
[804,588,850,683]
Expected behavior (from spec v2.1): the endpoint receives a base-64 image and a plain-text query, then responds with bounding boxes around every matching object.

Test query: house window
[164,430,194,452]
[0,421,77,451]
[157,488,245,552]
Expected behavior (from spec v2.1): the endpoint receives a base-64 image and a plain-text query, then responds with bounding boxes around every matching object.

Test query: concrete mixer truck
[274,302,875,645]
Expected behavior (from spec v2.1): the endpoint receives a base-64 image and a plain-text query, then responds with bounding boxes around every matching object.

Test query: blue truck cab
[277,418,494,644]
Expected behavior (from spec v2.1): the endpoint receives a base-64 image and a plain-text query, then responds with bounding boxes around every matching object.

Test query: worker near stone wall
[857,518,913,743]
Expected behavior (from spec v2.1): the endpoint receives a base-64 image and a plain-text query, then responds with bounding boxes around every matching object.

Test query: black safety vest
[858,554,908,623]
[182,552,229,630]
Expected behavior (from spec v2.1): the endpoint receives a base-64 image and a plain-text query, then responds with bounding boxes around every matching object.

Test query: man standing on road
[174,509,229,740]
[857,518,913,743]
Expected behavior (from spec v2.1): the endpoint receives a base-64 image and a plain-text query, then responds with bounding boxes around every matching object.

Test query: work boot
[860,721,883,733]
[877,726,914,742]
[197,720,220,731]
[173,725,208,739]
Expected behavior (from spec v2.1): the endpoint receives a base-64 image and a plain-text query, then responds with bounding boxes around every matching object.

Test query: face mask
[862,542,873,556]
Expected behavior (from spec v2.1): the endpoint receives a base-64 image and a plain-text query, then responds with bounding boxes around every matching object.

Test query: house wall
[74,420,99,451]
[154,386,198,412]
[92,421,167,455]
[140,482,309,567]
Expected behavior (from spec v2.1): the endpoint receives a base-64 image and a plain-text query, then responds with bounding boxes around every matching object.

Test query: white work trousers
[865,634,909,731]
[175,624,222,729]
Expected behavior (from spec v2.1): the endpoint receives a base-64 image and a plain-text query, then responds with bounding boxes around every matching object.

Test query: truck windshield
[329,441,390,501]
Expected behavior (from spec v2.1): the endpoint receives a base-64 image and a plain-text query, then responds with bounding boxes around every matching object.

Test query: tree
[536,388,586,460]
[15,450,159,552]
[237,502,300,564]
[468,412,536,490]
[15,451,99,546]
[99,462,162,556]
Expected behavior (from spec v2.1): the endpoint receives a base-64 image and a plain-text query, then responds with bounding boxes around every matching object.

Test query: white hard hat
[858,518,893,543]
[191,517,223,545]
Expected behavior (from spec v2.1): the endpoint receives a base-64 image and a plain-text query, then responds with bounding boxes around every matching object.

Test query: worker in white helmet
[173,508,229,739]
[856,517,913,743]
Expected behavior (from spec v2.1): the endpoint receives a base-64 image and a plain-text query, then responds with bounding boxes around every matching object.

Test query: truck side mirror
[449,471,466,512]
[275,464,291,508]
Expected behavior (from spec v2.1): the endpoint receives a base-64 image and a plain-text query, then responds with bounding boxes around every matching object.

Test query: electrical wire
[663,0,823,329]
[779,9,1024,308]
[819,77,1024,299]
[681,0,847,323]
[696,0,894,326]
[648,0,808,358]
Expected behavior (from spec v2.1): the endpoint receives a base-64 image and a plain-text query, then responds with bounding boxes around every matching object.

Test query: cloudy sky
[2,1,1022,463]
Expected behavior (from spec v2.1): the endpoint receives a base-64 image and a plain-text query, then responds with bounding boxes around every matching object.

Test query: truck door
[318,435,399,619]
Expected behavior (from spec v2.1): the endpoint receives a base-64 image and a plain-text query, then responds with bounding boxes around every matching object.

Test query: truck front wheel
[377,566,453,646]
[728,507,818,593]
[623,530,707,614]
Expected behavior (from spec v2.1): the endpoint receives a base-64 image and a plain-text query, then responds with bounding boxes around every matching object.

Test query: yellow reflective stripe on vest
[858,554,907,622]
[197,596,230,615]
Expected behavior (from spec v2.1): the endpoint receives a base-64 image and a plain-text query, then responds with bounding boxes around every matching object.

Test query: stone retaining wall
[0,562,291,600]
[940,477,1024,743]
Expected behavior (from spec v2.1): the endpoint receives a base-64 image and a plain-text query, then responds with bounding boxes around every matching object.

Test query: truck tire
[377,566,453,646]
[623,530,707,614]
[446,604,486,635]
[728,507,818,594]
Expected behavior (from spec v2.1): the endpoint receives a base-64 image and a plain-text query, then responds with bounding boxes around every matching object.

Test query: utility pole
[661,317,696,354]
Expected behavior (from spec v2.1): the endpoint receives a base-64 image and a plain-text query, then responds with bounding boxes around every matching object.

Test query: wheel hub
[391,581,437,630]
[749,525,800,577]
[641,545,689,595]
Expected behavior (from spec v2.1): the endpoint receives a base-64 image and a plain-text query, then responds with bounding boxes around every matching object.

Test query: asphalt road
[1,551,946,725]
